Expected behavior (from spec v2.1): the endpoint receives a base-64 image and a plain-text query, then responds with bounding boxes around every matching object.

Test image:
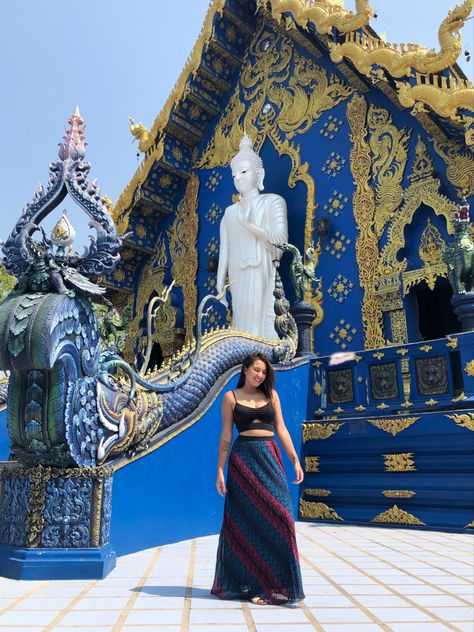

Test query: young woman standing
[211,352,305,606]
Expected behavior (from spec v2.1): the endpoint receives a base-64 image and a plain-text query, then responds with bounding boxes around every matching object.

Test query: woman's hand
[216,470,227,496]
[293,461,304,484]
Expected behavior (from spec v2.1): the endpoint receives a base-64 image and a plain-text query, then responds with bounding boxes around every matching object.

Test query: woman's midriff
[239,429,274,437]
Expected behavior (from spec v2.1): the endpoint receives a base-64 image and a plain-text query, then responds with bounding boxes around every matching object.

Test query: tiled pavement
[0,523,473,631]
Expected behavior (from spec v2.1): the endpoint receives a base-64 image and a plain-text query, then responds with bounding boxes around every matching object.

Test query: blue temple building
[0,0,473,580]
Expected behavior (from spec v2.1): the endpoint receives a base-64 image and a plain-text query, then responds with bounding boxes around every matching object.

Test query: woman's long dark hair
[236,352,275,400]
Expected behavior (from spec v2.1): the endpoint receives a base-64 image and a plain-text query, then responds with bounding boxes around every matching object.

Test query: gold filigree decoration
[420,345,433,352]
[299,499,343,521]
[305,456,320,472]
[384,452,416,472]
[373,352,385,359]
[371,505,425,526]
[168,174,199,344]
[396,348,409,356]
[382,490,416,499]
[465,520,474,528]
[122,238,178,365]
[402,219,448,295]
[425,398,438,406]
[377,403,389,410]
[368,417,419,437]
[446,413,474,432]
[266,0,373,34]
[464,360,474,377]
[347,94,385,349]
[379,137,457,284]
[197,27,353,168]
[367,104,411,237]
[329,0,473,77]
[304,488,332,497]
[313,382,322,395]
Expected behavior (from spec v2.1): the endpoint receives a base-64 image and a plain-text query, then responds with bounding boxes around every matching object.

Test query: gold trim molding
[382,490,416,499]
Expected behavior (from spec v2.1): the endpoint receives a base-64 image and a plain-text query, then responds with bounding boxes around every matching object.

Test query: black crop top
[232,391,276,434]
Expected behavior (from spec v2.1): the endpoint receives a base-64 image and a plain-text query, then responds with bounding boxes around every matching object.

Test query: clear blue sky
[0,0,472,246]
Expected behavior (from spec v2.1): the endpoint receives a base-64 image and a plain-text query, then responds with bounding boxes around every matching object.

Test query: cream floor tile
[189,608,247,624]
[122,627,180,632]
[366,607,437,623]
[353,595,414,608]
[124,609,183,625]
[321,625,383,632]
[426,606,474,621]
[11,597,74,610]
[408,595,469,607]
[188,627,248,632]
[256,626,317,632]
[0,610,58,625]
[308,608,373,623]
[302,595,354,608]
[386,624,453,632]
[250,607,309,624]
[58,610,122,626]
[134,596,186,609]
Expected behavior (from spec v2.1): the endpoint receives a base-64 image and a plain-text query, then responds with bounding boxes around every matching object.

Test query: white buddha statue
[216,134,289,338]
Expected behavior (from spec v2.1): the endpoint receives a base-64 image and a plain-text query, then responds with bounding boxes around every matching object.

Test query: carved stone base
[290,301,316,356]
[0,543,116,580]
[0,464,116,580]
[451,292,474,332]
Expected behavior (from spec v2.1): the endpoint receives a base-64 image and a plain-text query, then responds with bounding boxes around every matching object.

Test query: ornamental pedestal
[290,301,316,356]
[452,293,474,332]
[0,464,115,580]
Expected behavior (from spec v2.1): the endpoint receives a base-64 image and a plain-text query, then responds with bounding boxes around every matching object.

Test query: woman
[211,352,305,606]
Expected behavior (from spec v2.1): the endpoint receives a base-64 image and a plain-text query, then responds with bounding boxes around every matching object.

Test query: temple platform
[0,522,472,631]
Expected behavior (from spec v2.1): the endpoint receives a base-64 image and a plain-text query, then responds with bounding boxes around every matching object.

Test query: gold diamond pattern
[205,236,220,257]
[327,273,354,303]
[323,190,350,217]
[205,202,224,224]
[205,170,223,192]
[322,151,346,178]
[329,319,358,350]
[320,114,344,140]
[325,231,352,259]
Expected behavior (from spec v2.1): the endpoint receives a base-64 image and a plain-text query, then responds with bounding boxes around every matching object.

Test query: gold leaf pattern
[368,417,419,437]
[383,452,416,472]
[371,505,425,526]
[446,413,474,432]
[305,456,321,473]
[382,490,416,499]
[303,421,345,443]
[299,499,343,521]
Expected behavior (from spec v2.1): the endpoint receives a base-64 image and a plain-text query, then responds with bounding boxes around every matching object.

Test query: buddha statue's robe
[217,193,288,338]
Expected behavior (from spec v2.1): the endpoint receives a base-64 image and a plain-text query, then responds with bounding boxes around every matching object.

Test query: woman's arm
[216,391,234,495]
[273,390,304,484]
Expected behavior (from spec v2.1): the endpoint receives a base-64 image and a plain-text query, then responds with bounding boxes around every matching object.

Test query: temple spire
[58,107,87,162]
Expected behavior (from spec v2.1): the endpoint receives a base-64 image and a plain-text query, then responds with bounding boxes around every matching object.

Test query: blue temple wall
[110,361,310,555]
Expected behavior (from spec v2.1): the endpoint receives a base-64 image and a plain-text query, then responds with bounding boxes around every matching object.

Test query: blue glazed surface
[110,362,310,556]
[0,543,116,580]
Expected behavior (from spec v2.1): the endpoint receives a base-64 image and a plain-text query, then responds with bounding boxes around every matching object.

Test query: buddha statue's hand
[237,196,251,225]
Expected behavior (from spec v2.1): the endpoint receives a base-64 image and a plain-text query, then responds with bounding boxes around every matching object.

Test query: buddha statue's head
[230,134,265,194]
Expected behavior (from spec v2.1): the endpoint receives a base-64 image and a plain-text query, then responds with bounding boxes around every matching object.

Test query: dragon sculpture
[329,0,473,78]
[0,109,298,473]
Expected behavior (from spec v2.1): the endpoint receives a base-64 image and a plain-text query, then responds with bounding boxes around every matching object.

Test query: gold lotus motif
[383,452,416,472]
[368,417,419,437]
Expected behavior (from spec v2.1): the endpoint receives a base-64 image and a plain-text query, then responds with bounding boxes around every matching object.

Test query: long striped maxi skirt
[211,435,305,605]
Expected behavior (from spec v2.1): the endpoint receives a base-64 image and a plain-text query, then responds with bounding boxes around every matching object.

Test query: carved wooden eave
[109,0,473,293]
